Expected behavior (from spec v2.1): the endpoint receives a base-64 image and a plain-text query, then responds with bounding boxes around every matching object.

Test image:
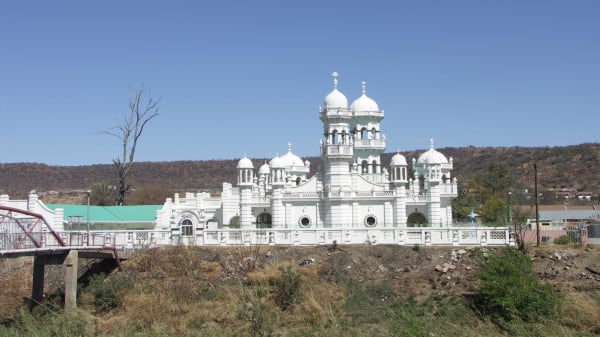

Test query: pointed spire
[288,141,292,153]
[332,71,339,89]
[429,138,434,149]
[362,80,366,95]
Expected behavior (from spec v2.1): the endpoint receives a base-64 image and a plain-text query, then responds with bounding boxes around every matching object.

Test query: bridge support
[32,257,46,305]
[31,250,79,311]
[64,250,78,311]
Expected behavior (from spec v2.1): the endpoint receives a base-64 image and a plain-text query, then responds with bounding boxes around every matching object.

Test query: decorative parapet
[26,227,515,251]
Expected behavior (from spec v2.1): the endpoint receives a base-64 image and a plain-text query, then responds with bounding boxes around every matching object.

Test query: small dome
[236,156,254,169]
[417,139,448,164]
[350,81,378,112]
[281,142,304,167]
[390,152,407,166]
[324,72,348,108]
[258,161,270,175]
[269,155,285,168]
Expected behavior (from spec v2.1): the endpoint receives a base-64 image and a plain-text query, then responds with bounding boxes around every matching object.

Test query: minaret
[319,72,354,227]
[269,155,286,228]
[236,156,254,228]
[390,151,408,226]
[426,139,442,227]
[350,80,385,178]
[320,72,353,189]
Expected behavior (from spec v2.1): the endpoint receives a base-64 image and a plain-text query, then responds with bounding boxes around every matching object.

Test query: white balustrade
[1,227,516,253]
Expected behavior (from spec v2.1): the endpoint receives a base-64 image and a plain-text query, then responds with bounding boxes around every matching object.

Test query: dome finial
[362,80,366,95]
[332,71,339,89]
[288,141,292,153]
[429,138,434,149]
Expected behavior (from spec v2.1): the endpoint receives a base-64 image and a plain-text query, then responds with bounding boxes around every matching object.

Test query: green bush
[553,235,572,245]
[274,265,302,311]
[86,273,133,313]
[474,247,559,322]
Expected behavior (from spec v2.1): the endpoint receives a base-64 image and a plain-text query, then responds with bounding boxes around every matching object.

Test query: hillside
[1,143,598,201]
[1,245,599,336]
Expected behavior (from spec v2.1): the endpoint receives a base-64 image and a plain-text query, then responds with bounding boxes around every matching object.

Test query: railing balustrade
[1,226,516,253]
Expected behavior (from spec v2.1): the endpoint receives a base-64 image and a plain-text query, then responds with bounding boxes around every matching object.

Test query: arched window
[180,219,193,237]
[361,127,368,140]
[332,130,339,144]
[372,160,378,174]
[361,160,368,174]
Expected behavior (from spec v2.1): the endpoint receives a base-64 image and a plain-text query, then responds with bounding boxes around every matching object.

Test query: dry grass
[0,258,33,321]
[2,246,600,336]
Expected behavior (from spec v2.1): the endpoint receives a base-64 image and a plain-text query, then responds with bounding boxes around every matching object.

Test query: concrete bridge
[0,205,123,311]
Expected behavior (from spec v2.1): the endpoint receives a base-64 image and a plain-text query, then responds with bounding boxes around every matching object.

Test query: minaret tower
[269,155,286,228]
[390,151,408,226]
[237,156,254,228]
[319,72,354,190]
[319,72,354,227]
[415,139,445,227]
[350,80,386,178]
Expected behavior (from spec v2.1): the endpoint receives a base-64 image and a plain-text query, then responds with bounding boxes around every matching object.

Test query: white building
[156,73,458,242]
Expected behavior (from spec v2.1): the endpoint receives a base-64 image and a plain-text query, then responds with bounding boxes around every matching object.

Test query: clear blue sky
[1,0,599,166]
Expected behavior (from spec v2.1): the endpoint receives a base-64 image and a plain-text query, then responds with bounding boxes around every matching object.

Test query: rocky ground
[240,244,600,301]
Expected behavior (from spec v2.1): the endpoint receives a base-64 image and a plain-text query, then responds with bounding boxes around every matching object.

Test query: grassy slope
[1,245,599,337]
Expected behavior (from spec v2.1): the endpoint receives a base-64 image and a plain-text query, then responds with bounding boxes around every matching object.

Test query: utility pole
[508,190,513,228]
[86,189,91,246]
[534,164,540,247]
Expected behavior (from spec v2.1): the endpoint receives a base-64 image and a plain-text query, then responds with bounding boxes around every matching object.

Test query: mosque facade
[155,73,458,241]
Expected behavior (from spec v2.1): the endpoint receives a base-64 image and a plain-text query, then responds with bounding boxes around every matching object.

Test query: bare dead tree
[103,86,160,205]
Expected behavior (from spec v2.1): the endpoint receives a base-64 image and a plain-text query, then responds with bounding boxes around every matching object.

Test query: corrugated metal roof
[539,210,599,221]
[46,204,161,223]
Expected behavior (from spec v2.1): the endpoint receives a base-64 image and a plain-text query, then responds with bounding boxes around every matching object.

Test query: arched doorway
[229,216,240,228]
[407,212,427,227]
[256,212,272,229]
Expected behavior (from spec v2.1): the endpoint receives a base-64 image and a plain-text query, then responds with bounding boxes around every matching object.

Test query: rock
[435,263,456,273]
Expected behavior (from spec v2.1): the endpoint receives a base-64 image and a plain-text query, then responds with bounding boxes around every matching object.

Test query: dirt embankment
[1,245,599,322]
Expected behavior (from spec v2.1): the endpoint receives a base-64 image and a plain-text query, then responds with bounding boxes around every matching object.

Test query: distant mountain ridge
[1,143,598,200]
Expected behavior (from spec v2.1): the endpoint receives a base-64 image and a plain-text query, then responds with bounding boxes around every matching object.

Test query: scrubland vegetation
[1,245,599,337]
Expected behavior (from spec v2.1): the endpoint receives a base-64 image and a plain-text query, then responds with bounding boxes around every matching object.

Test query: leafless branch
[102,85,160,205]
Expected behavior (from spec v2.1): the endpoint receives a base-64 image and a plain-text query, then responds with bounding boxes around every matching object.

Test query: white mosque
[155,73,458,241]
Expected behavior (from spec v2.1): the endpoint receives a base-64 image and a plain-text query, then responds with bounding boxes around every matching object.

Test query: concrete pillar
[32,257,45,305]
[64,250,78,311]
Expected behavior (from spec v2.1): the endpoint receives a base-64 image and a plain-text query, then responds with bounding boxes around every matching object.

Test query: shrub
[274,265,302,311]
[86,273,133,313]
[327,240,338,252]
[553,235,572,245]
[474,247,559,322]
